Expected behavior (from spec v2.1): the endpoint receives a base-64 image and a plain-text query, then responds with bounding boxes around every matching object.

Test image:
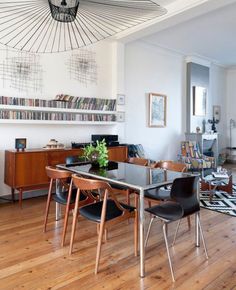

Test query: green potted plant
[83,139,108,168]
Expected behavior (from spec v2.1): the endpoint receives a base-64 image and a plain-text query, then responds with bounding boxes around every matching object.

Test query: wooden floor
[0,195,236,290]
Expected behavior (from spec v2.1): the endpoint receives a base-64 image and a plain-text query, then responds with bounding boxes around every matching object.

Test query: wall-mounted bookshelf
[0,95,117,125]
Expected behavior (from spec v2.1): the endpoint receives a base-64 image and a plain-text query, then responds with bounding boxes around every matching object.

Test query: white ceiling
[117,0,236,67]
[143,1,236,67]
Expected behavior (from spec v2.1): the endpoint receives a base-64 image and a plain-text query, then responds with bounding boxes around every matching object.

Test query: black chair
[145,176,208,282]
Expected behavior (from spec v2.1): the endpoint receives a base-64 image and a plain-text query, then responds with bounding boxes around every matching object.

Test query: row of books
[0,95,116,111]
[181,141,201,158]
[0,111,116,122]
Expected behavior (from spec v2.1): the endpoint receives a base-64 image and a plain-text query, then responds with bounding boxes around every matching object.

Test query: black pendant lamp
[0,0,167,53]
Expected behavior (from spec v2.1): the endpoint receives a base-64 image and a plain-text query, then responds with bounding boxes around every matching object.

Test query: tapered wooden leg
[95,221,105,274]
[104,229,108,242]
[134,194,139,209]
[19,188,23,209]
[95,190,108,274]
[69,189,80,255]
[148,201,152,208]
[126,190,130,205]
[61,181,73,246]
[43,179,53,232]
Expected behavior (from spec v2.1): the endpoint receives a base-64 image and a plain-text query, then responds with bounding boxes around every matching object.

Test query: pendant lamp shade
[0,0,167,53]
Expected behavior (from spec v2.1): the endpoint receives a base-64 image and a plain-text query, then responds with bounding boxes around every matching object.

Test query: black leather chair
[68,175,138,274]
[145,176,208,282]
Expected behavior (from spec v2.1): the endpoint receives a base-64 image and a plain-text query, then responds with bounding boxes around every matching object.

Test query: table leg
[196,180,200,247]
[56,202,61,221]
[139,188,145,278]
[195,213,200,247]
[11,188,15,202]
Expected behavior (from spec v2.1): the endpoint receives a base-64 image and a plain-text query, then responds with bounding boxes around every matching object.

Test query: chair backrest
[155,161,187,172]
[170,176,199,216]
[127,157,148,166]
[71,175,127,212]
[46,166,72,180]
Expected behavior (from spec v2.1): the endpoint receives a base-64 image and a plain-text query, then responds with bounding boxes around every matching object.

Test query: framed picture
[193,86,207,116]
[117,111,125,122]
[149,93,167,127]
[213,105,220,121]
[15,138,27,150]
[117,94,125,105]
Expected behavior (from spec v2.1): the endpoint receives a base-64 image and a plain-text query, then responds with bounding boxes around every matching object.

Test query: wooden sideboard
[4,146,128,207]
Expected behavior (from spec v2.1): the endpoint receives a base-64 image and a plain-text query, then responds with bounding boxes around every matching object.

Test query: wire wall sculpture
[0,0,167,53]
[67,49,97,86]
[0,49,43,93]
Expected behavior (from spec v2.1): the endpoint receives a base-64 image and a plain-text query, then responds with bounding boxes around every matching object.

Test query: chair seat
[53,188,87,205]
[145,201,184,222]
[79,199,135,223]
[145,186,171,200]
[111,184,129,191]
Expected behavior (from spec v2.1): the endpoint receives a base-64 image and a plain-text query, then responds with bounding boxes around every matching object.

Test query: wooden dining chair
[68,175,138,274]
[127,157,149,166]
[154,160,187,172]
[43,166,95,233]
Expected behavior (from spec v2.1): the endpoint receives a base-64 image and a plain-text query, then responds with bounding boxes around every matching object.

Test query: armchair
[180,141,215,170]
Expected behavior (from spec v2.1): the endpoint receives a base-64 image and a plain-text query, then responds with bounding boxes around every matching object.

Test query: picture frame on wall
[192,86,207,116]
[149,93,167,127]
[117,94,125,105]
[213,105,220,121]
[117,111,125,122]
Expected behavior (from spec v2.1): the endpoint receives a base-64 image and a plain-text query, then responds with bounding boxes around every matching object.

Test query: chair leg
[145,216,155,248]
[197,213,209,260]
[61,181,73,247]
[104,229,108,242]
[187,216,191,230]
[69,190,80,255]
[126,190,130,205]
[134,210,138,256]
[134,194,139,209]
[95,221,106,274]
[43,179,53,232]
[172,219,181,247]
[163,222,175,282]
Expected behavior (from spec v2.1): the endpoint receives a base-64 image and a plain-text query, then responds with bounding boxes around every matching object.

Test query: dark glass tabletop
[58,161,187,191]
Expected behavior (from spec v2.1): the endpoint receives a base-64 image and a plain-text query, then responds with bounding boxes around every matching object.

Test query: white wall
[0,41,125,196]
[210,63,227,151]
[124,41,185,161]
[124,41,227,161]
[226,68,236,147]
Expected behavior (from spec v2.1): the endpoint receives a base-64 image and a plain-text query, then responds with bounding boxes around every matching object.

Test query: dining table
[57,160,187,277]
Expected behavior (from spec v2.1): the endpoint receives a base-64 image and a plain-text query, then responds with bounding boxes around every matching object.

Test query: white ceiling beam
[113,0,236,43]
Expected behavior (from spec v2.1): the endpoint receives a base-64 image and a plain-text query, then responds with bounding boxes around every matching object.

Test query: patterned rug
[200,185,236,217]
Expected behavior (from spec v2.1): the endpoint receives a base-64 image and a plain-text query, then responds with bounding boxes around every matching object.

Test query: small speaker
[15,138,27,151]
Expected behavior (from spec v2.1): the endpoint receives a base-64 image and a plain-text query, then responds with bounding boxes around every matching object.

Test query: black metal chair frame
[144,176,208,282]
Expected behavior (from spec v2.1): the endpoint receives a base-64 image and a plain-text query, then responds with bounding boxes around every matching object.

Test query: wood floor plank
[0,195,236,289]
